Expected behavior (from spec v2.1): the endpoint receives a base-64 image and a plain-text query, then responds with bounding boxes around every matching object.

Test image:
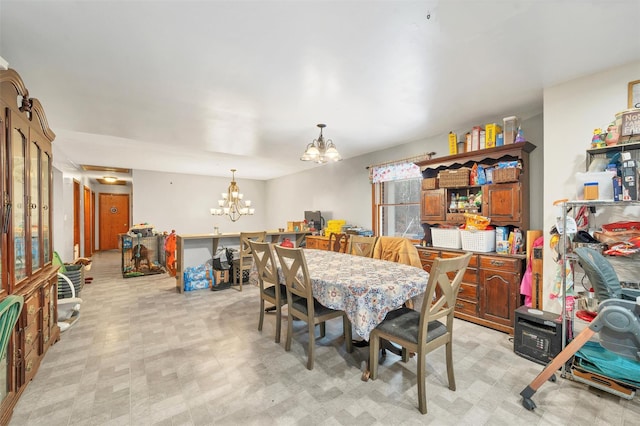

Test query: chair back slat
[419,252,472,344]
[274,246,313,301]
[348,235,377,257]
[240,231,267,258]
[249,241,278,289]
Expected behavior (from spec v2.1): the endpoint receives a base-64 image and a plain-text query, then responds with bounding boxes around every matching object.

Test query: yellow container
[448,132,458,155]
[485,123,502,148]
[584,182,599,200]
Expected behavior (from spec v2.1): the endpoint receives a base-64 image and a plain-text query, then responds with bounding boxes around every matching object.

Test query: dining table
[269,248,430,341]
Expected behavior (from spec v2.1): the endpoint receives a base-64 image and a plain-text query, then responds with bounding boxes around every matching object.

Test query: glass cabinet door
[29,141,40,273]
[11,126,27,283]
[42,151,51,265]
[0,111,6,295]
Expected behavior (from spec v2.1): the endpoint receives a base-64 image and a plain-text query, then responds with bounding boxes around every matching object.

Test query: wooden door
[99,193,129,250]
[73,180,80,255]
[91,190,96,254]
[482,182,521,225]
[420,189,446,221]
[83,186,92,257]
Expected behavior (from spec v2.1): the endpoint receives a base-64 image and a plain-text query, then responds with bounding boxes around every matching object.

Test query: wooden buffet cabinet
[415,142,536,334]
[1,69,59,423]
[417,247,525,334]
[305,235,347,252]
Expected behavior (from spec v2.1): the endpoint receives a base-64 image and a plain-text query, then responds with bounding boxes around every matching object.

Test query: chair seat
[291,297,340,317]
[263,283,287,301]
[376,307,447,345]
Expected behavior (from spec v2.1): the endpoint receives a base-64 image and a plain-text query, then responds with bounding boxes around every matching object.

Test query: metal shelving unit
[557,199,640,376]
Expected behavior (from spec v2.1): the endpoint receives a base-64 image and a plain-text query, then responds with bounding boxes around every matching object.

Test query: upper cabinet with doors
[415,142,536,230]
[0,68,59,424]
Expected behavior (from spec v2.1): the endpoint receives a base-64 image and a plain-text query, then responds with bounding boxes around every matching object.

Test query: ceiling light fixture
[103,176,118,183]
[300,123,342,164]
[210,169,255,222]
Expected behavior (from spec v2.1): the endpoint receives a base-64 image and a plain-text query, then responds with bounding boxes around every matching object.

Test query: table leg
[360,338,404,381]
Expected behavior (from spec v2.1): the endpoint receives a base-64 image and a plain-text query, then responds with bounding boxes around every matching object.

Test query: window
[373,178,424,240]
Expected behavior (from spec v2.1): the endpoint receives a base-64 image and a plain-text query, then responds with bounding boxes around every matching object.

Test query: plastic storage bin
[461,229,496,252]
[431,228,462,249]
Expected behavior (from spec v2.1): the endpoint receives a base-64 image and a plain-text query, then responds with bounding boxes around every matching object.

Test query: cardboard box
[471,126,482,151]
[485,123,502,148]
[287,221,305,232]
[214,270,229,285]
[622,159,638,201]
[495,226,510,254]
[465,132,472,153]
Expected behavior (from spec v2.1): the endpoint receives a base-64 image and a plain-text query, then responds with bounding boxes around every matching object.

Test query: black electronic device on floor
[514,305,564,365]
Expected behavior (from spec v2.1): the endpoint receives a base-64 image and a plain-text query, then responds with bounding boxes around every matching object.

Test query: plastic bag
[212,247,233,270]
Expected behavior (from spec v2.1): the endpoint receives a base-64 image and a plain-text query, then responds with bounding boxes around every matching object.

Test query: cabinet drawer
[479,256,520,272]
[454,298,477,316]
[25,295,41,322]
[462,268,478,285]
[24,320,40,356]
[441,251,478,267]
[24,349,40,383]
[457,282,477,301]
[418,249,439,262]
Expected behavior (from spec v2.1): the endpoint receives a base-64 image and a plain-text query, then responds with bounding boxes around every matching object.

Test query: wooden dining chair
[274,245,353,370]
[347,235,377,257]
[369,252,472,414]
[249,241,290,343]
[232,231,267,291]
[328,232,349,253]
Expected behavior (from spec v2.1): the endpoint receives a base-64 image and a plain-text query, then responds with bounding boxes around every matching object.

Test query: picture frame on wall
[629,80,640,109]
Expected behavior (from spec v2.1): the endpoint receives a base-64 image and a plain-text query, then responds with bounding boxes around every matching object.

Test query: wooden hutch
[0,68,59,423]
[415,142,536,334]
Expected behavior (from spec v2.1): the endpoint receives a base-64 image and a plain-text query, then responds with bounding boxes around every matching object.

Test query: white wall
[132,170,267,235]
[266,114,544,231]
[543,60,640,313]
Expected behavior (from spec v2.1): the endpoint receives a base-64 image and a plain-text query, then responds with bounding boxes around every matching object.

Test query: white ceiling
[1,1,639,182]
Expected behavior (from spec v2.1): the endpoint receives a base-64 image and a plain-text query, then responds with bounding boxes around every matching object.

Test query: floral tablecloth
[297,249,428,339]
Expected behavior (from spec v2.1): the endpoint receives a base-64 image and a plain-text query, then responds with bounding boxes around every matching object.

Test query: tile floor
[9,250,640,425]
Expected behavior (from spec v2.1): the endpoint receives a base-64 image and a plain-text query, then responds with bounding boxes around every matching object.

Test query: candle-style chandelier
[210,169,255,222]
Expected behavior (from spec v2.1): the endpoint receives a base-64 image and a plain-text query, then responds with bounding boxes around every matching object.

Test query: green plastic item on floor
[53,251,66,273]
[0,295,24,361]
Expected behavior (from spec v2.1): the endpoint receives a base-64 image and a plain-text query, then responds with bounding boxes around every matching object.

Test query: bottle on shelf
[449,193,458,213]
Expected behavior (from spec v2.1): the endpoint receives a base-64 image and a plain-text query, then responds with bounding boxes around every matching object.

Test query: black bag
[212,247,233,270]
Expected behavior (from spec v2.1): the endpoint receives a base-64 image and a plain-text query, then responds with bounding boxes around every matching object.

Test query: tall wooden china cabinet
[415,142,536,334]
[0,69,59,423]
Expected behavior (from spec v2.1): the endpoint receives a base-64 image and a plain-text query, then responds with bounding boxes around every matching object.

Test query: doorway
[99,193,130,250]
[73,180,80,255]
[83,186,92,257]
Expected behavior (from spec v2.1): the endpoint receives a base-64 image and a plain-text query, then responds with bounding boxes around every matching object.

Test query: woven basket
[422,178,438,190]
[492,167,520,183]
[439,169,470,188]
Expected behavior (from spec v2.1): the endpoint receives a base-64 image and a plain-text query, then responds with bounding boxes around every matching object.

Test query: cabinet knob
[490,260,505,267]
[455,303,464,309]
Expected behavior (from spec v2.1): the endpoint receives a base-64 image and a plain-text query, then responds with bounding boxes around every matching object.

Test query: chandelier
[210,169,255,222]
[300,123,342,163]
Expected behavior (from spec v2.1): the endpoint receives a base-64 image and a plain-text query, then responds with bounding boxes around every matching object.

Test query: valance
[368,153,432,183]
